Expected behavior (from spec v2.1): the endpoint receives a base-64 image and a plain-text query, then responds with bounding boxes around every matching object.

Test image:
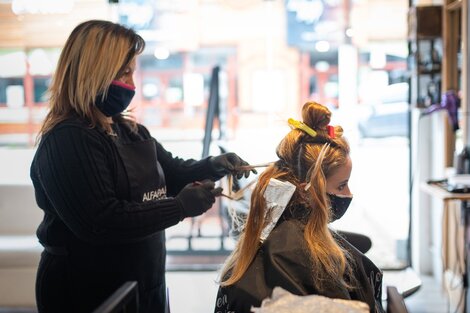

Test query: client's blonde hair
[220,101,355,292]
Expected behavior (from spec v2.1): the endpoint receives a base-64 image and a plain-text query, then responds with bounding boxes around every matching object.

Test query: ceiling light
[154,47,170,60]
[315,41,330,52]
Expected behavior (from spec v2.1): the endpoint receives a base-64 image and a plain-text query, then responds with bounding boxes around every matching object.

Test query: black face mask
[328,193,353,222]
[95,80,135,117]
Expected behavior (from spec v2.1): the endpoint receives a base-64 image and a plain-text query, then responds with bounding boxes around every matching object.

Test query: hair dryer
[422,90,460,131]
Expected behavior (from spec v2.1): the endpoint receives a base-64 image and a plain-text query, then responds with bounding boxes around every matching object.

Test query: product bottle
[456,146,470,174]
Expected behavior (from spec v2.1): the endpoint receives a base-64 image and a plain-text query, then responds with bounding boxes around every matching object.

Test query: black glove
[175,179,223,219]
[209,152,257,179]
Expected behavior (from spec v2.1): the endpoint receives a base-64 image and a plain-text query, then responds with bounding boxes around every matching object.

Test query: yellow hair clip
[288,118,317,138]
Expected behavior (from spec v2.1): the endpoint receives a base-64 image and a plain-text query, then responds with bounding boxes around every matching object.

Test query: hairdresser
[30,20,254,313]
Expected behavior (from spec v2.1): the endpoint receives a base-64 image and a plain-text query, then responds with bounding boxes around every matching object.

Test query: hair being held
[220,101,356,291]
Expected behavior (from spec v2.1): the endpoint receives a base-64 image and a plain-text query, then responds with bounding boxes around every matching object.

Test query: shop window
[252,69,286,112]
[189,47,235,67]
[33,77,51,104]
[28,49,59,76]
[309,76,317,96]
[0,51,26,77]
[0,78,24,107]
[142,77,161,101]
[140,53,184,71]
[183,72,204,107]
[165,77,183,104]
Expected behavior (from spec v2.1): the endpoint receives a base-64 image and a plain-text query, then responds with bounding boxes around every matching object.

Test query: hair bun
[301,101,331,129]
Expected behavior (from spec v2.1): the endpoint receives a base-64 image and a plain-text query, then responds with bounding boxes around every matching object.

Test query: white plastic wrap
[251,287,369,313]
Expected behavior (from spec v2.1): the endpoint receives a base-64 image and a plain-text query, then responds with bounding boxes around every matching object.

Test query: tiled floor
[404,275,454,313]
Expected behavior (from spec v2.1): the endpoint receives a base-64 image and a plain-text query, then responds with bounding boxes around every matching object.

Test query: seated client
[214,101,384,313]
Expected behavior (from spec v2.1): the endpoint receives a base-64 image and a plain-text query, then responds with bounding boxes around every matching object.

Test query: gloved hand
[209,152,257,179]
[175,179,223,219]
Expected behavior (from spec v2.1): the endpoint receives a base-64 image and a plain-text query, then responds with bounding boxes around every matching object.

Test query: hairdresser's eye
[338,183,347,191]
[120,58,137,79]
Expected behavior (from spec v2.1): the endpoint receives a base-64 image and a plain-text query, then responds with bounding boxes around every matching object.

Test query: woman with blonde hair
[30,20,254,313]
[214,101,384,313]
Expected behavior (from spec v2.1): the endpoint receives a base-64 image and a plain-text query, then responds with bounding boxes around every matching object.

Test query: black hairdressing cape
[214,218,384,313]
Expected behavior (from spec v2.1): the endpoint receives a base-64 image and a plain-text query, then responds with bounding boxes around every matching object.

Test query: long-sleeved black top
[30,117,222,247]
[31,117,227,312]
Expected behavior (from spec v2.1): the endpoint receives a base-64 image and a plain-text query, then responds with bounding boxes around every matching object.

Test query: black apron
[37,136,168,313]
[111,138,168,313]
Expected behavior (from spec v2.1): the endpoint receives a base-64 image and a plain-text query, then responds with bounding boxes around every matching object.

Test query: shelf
[408,6,442,38]
[417,69,441,75]
[409,35,441,40]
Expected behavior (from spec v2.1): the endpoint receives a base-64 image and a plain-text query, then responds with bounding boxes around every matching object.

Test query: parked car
[358,82,410,138]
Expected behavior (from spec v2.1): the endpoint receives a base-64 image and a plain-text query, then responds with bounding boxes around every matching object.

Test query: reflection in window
[166,77,183,104]
[325,74,338,99]
[33,77,51,104]
[309,76,317,96]
[189,47,234,67]
[140,53,184,71]
[183,73,204,107]
[142,77,161,100]
[0,51,26,77]
[28,49,59,76]
[252,69,286,112]
[0,78,24,107]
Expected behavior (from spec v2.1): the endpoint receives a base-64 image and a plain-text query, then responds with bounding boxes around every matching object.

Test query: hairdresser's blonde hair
[37,20,145,139]
[220,101,355,291]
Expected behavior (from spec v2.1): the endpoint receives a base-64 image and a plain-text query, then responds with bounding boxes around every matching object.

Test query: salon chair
[386,286,409,313]
[337,230,372,254]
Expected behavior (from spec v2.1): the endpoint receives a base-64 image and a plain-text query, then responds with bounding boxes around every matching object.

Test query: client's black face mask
[95,81,135,117]
[328,193,353,222]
